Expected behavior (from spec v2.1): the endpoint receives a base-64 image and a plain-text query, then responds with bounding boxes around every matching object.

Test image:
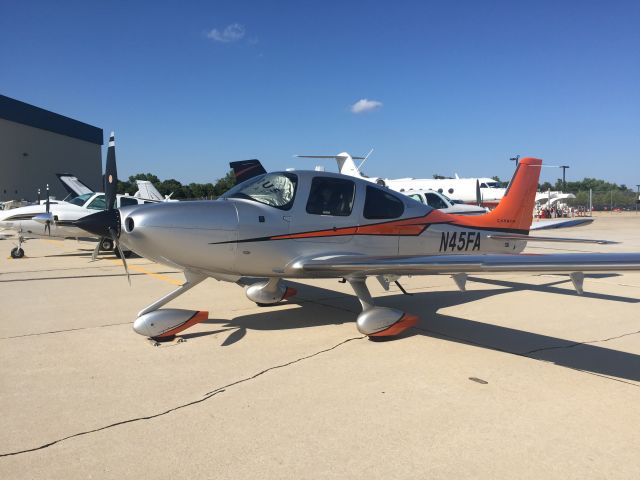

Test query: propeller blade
[91,239,101,261]
[109,227,130,285]
[475,180,482,207]
[104,132,118,210]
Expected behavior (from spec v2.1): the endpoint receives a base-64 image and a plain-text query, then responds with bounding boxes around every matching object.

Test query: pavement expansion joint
[411,324,640,389]
[0,335,365,459]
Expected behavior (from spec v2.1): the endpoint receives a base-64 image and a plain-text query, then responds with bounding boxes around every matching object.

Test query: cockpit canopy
[222,172,298,210]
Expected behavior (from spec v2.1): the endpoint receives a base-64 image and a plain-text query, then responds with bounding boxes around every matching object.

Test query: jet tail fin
[295,153,365,178]
[229,160,266,185]
[448,157,542,234]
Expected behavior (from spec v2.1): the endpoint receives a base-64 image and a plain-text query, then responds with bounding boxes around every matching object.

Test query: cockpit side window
[363,186,405,219]
[86,194,106,210]
[425,192,449,210]
[408,194,424,204]
[306,177,355,216]
[222,172,298,210]
[119,197,139,207]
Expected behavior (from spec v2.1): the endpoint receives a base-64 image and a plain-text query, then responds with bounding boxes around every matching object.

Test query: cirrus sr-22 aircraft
[76,156,640,342]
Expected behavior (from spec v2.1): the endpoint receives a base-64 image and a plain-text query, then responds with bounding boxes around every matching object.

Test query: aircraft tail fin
[134,180,165,201]
[229,160,266,185]
[295,153,365,179]
[448,157,542,234]
[335,152,362,178]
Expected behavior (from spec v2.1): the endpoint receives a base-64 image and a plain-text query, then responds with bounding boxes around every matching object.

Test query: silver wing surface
[291,253,640,277]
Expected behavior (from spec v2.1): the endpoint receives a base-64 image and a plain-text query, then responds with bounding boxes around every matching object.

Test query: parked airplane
[0,133,161,258]
[76,156,640,342]
[402,189,487,215]
[297,153,507,207]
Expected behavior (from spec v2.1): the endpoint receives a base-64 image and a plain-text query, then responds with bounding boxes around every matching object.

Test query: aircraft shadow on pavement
[183,277,640,383]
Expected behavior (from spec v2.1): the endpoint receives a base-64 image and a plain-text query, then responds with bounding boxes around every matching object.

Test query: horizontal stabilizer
[530,218,594,230]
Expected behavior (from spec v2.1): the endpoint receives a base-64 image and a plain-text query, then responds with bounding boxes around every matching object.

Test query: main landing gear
[347,277,418,338]
[245,278,297,306]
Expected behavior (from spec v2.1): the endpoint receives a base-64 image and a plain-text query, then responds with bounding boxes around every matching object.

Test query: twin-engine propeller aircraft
[76,156,640,342]
[0,133,165,258]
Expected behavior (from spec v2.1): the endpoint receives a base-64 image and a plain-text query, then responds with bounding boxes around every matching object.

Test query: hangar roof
[0,94,103,145]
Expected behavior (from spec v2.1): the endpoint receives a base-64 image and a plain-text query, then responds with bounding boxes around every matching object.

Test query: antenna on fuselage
[356,148,374,170]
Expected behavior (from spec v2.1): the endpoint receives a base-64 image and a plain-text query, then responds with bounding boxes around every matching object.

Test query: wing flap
[487,233,615,245]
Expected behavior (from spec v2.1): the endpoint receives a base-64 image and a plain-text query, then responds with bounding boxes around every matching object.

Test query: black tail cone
[75,209,121,238]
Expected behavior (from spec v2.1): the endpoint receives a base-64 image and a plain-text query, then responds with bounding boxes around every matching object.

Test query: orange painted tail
[449,157,542,233]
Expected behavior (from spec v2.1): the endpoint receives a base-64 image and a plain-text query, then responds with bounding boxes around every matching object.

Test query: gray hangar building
[0,94,103,203]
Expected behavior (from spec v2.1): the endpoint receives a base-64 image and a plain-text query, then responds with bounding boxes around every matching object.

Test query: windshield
[68,193,94,206]
[222,172,298,210]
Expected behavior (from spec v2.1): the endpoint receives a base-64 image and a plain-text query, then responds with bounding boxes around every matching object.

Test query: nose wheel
[10,247,25,259]
[99,237,114,251]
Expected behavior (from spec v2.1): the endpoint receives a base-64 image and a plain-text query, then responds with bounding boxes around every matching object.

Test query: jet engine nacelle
[133,309,208,339]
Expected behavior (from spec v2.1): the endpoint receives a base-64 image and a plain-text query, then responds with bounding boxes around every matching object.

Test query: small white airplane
[75,153,640,342]
[0,133,164,258]
[402,189,488,215]
[300,152,507,207]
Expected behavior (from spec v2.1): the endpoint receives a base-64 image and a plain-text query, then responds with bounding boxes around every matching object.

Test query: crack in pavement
[521,329,640,355]
[0,322,133,340]
[0,335,365,458]
[412,325,640,388]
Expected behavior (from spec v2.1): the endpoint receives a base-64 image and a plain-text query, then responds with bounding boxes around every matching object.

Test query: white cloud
[206,23,246,43]
[350,98,383,114]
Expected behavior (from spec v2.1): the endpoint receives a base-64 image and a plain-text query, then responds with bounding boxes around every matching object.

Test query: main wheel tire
[100,238,114,251]
[10,247,25,259]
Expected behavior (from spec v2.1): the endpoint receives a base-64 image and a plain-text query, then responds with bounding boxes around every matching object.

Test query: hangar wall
[0,95,103,203]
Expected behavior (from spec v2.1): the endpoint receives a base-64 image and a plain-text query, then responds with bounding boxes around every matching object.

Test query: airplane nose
[75,209,121,238]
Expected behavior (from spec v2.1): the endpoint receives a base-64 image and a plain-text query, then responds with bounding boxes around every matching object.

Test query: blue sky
[2,0,639,185]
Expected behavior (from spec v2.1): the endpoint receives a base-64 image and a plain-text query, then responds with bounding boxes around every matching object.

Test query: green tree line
[117,171,236,199]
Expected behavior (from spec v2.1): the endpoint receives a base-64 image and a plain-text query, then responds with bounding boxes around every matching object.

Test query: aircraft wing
[292,252,640,277]
[56,173,94,197]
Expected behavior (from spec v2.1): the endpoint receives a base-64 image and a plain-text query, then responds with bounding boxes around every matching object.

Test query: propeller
[33,184,54,234]
[475,180,482,207]
[44,184,51,236]
[77,131,130,284]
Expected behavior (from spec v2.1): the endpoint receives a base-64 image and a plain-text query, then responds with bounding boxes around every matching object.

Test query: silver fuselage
[118,171,526,279]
